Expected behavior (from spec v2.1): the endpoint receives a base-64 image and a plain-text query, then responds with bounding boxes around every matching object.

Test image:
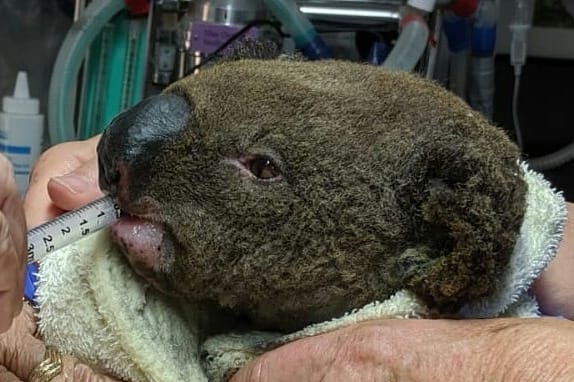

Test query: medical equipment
[509,0,534,150]
[48,0,151,144]
[27,196,120,264]
[47,0,447,147]
[503,0,574,171]
[25,195,120,304]
[468,0,497,120]
[442,8,471,97]
[264,0,332,59]
[175,0,273,76]
[0,71,44,195]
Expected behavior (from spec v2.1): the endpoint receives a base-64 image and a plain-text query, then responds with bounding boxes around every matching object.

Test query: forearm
[322,318,574,382]
[232,317,574,382]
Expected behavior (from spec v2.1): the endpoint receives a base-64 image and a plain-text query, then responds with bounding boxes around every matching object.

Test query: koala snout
[97,93,192,200]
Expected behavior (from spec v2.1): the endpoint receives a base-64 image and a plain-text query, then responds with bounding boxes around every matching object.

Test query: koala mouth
[110,214,174,290]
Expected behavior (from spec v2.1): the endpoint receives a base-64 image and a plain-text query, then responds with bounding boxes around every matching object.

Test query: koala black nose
[97,93,191,198]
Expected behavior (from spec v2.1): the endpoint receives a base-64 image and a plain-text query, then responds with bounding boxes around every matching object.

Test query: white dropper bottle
[0,71,44,195]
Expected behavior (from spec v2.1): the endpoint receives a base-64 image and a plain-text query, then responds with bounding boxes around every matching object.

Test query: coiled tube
[48,0,125,144]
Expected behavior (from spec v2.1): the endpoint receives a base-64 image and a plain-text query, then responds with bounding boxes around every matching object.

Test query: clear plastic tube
[506,0,574,170]
[48,0,125,144]
[383,14,429,71]
[512,74,524,149]
[468,55,495,119]
[468,0,498,119]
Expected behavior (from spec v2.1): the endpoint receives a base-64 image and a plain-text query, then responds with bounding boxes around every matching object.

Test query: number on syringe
[80,219,90,236]
[43,235,55,252]
[61,226,71,235]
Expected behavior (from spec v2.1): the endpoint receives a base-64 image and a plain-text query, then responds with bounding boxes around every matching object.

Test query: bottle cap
[2,71,39,115]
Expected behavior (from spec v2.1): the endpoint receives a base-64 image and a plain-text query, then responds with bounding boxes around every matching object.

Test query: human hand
[0,304,120,382]
[532,202,574,319]
[24,135,102,228]
[3,135,118,381]
[0,154,26,333]
[230,317,574,381]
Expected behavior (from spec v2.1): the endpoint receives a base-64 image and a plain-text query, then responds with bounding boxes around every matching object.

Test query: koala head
[98,59,526,332]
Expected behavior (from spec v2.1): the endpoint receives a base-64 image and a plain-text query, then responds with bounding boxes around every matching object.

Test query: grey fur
[98,59,526,333]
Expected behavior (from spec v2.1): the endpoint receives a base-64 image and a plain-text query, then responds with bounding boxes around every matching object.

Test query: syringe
[27,196,120,264]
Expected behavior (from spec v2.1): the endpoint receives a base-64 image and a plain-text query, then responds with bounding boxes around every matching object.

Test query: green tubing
[264,0,316,47]
[78,13,149,140]
[48,0,125,144]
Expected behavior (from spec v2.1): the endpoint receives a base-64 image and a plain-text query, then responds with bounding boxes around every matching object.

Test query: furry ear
[198,33,284,72]
[221,38,283,61]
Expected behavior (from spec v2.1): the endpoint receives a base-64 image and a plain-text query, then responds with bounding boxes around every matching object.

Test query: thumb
[46,156,103,212]
[24,135,102,228]
[0,305,44,380]
[0,366,23,382]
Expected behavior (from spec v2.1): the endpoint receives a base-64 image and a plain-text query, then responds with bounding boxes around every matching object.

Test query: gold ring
[28,347,63,382]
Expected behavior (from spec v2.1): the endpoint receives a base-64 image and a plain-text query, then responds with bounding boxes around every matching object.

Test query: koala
[96,57,526,335]
[37,54,568,382]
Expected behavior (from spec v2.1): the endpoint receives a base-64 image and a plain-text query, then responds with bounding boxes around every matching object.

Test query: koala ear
[222,39,283,61]
[201,38,283,72]
[221,39,307,63]
[185,38,282,75]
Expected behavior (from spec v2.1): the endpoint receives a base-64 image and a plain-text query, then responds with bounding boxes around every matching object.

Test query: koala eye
[247,156,281,180]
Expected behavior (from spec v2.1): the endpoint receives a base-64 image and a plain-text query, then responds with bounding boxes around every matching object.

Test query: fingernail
[51,174,91,194]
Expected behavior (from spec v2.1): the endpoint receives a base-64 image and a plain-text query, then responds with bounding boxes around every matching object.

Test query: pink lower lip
[111,216,166,272]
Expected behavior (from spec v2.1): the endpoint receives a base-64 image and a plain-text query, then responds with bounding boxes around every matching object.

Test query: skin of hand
[24,135,103,228]
[0,136,116,382]
[0,154,26,333]
[15,135,574,381]
[0,304,118,382]
[532,202,574,319]
[230,317,574,382]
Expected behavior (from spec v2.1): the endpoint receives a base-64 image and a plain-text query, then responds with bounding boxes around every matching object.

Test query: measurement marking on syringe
[27,196,120,264]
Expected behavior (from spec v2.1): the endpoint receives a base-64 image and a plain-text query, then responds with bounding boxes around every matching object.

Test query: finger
[0,156,26,331]
[230,332,342,382]
[0,215,21,332]
[0,155,27,257]
[24,136,101,228]
[46,156,102,212]
[0,366,23,382]
[0,305,44,380]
